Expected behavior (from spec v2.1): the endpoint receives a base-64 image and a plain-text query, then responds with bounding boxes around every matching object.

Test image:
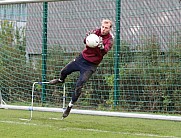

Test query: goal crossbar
[0,0,74,5]
[1,104,181,121]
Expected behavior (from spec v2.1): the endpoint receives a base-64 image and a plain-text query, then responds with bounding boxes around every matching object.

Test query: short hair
[101,19,113,28]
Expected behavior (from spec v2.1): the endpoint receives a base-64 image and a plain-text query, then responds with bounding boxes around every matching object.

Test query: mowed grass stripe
[0,109,181,138]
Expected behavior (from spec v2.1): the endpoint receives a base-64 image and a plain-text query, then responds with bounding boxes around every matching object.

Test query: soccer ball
[86,34,100,48]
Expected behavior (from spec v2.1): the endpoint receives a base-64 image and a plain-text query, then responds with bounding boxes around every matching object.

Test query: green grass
[0,109,181,138]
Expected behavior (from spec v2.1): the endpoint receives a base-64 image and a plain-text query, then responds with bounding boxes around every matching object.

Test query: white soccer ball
[86,34,100,48]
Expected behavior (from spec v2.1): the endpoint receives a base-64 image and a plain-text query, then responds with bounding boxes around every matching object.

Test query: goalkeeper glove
[86,30,96,36]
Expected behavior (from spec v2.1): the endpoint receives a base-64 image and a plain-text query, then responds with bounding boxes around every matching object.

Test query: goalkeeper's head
[101,19,113,36]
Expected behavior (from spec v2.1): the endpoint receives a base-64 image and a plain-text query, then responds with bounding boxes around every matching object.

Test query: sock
[68,101,73,107]
[58,79,63,82]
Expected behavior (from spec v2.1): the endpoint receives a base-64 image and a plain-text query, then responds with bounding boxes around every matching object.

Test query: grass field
[0,109,181,138]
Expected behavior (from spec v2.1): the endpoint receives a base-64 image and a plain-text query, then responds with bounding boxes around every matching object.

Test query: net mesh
[0,0,181,114]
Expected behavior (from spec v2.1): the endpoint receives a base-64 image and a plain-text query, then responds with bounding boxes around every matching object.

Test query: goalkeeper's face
[101,22,112,36]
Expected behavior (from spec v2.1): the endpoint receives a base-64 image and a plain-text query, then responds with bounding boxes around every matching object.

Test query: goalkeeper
[49,19,114,119]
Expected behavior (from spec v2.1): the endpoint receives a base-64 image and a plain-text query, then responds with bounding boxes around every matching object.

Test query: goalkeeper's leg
[62,86,82,119]
[62,70,94,119]
[49,60,79,85]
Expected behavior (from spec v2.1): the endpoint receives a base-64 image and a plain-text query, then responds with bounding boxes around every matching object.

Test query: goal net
[0,0,181,121]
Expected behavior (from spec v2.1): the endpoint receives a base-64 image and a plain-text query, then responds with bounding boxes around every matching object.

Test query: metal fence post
[114,0,121,107]
[42,2,48,103]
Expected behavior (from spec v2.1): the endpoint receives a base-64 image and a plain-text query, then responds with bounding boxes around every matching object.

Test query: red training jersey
[82,28,113,65]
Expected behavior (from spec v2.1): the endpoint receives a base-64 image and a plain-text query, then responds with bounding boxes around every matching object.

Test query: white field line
[59,127,178,138]
[0,120,179,138]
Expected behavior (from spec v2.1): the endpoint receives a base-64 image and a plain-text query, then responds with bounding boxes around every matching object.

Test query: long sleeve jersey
[82,28,113,65]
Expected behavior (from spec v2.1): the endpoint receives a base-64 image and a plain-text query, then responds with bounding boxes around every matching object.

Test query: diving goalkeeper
[49,19,114,119]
